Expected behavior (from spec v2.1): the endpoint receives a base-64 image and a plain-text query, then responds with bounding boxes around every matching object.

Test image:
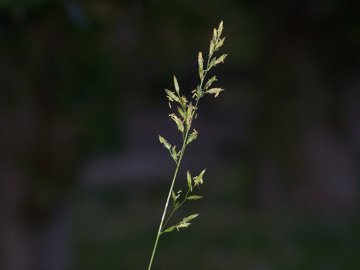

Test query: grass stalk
[147,21,227,269]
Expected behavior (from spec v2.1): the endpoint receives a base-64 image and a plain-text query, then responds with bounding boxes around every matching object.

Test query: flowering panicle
[148,21,228,270]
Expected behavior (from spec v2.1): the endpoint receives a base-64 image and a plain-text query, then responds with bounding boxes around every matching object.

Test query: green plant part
[147,21,227,270]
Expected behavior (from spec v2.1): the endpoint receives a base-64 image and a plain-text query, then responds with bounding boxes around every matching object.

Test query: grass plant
[147,21,227,270]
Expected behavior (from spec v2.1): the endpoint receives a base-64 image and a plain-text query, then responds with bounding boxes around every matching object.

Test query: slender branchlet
[147,21,227,270]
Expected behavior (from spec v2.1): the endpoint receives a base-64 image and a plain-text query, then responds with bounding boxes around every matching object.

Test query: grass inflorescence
[147,21,228,270]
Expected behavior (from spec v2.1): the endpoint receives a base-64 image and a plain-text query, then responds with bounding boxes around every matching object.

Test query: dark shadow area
[0,1,359,269]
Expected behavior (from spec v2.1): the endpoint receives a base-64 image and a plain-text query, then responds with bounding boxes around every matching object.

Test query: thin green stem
[162,189,191,230]
[147,128,190,270]
[147,166,179,270]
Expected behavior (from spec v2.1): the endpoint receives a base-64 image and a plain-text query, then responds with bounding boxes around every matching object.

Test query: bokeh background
[1,1,359,269]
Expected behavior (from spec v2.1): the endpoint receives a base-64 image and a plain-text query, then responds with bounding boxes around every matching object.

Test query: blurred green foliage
[1,0,359,269]
[72,182,360,270]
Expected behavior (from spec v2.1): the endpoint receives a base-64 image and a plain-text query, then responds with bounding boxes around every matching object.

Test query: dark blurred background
[0,0,359,269]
